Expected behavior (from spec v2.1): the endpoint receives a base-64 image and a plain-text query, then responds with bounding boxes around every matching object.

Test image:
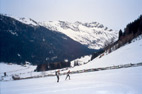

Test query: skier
[65,70,70,80]
[4,72,7,76]
[55,70,60,82]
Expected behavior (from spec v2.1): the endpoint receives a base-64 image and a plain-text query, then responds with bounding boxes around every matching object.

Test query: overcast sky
[0,0,142,30]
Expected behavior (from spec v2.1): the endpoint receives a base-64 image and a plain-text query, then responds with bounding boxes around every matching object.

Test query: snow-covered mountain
[39,21,118,49]
[16,17,38,26]
[2,14,39,26]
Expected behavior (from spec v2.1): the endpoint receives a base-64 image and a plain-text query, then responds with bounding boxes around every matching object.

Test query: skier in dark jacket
[4,72,7,76]
[65,70,70,80]
[55,70,60,82]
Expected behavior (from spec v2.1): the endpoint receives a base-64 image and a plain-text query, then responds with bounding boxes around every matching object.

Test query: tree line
[105,15,142,54]
[35,61,70,71]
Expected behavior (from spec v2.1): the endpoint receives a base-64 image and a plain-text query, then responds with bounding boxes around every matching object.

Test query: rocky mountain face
[39,21,118,49]
[0,14,95,65]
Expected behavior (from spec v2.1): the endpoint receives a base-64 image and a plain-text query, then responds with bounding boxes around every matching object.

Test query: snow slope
[69,36,142,71]
[39,21,118,49]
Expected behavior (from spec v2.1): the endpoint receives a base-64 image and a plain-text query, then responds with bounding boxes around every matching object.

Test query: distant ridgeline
[0,14,96,65]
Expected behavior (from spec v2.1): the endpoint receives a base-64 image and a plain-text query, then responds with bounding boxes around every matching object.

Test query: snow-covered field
[0,36,142,94]
[1,66,142,94]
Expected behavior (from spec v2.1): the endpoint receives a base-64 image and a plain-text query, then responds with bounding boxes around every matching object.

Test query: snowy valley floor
[1,66,142,94]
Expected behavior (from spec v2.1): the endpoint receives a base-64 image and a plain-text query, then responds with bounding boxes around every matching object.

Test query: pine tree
[118,29,123,40]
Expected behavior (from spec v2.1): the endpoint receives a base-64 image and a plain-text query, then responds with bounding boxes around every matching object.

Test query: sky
[0,0,142,31]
